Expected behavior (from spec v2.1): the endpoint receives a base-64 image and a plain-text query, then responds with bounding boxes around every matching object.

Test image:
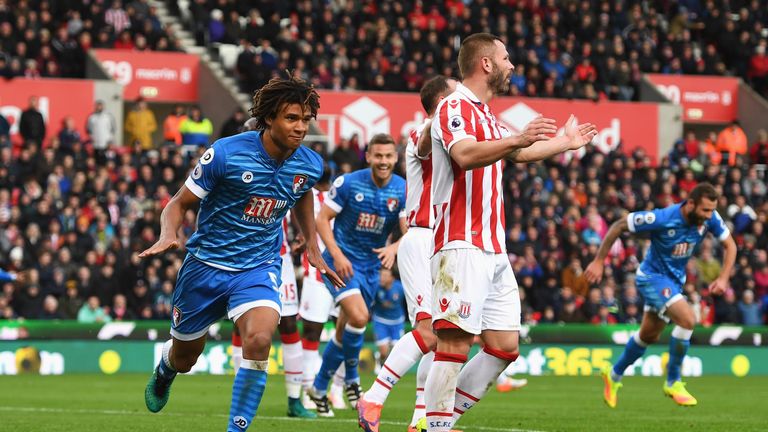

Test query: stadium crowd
[0,1,766,96]
[1,96,767,326]
[172,0,768,99]
[0,0,767,327]
[0,0,181,80]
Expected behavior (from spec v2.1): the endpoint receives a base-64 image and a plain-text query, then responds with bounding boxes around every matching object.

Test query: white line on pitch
[0,406,546,432]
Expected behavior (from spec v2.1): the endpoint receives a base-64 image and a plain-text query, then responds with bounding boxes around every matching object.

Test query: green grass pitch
[1,373,765,431]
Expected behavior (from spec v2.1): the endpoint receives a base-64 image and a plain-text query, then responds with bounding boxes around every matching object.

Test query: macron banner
[316,90,660,162]
[0,78,94,145]
[646,74,739,123]
[93,49,199,102]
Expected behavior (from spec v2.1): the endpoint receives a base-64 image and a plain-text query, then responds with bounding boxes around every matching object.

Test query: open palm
[565,114,598,150]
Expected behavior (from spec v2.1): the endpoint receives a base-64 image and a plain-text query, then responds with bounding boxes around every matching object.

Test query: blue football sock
[612,333,647,381]
[667,326,692,386]
[312,336,345,396]
[227,360,268,432]
[157,358,177,380]
[342,324,365,385]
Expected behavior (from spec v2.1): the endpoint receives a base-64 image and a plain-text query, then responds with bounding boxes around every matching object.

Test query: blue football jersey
[373,280,406,323]
[325,168,406,267]
[184,131,323,270]
[627,203,730,285]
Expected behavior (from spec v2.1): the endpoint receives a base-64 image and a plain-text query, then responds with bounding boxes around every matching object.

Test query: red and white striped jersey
[405,119,434,229]
[302,188,329,282]
[430,83,509,254]
[280,212,291,256]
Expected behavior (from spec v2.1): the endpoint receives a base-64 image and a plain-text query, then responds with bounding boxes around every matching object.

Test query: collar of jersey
[456,83,483,106]
[253,131,299,167]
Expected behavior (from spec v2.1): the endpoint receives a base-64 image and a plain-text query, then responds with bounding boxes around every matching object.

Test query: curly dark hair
[249,75,320,130]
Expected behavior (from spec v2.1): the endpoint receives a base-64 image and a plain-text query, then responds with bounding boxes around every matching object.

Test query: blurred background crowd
[0,0,767,326]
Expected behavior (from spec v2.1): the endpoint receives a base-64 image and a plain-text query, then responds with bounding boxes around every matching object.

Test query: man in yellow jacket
[125,98,158,150]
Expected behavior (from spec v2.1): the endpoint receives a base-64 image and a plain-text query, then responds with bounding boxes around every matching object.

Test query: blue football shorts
[170,254,282,340]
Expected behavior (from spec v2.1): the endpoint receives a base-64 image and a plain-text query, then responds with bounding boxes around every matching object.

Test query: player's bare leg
[226,306,279,431]
[145,335,206,413]
[278,314,317,418]
[359,318,435,432]
[662,300,698,406]
[602,312,665,408]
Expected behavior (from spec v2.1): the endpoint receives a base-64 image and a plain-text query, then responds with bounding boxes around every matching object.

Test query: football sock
[411,351,434,426]
[452,347,517,424]
[342,324,366,385]
[425,352,466,432]
[281,332,303,399]
[612,332,648,382]
[667,326,692,386]
[312,335,344,396]
[365,330,430,404]
[301,338,320,390]
[227,359,268,432]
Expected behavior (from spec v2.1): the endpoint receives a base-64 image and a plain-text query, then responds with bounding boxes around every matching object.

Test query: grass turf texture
[1,374,765,432]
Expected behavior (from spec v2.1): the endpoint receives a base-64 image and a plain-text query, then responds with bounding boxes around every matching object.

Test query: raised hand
[307,243,345,289]
[708,276,728,296]
[330,250,354,283]
[584,259,605,285]
[519,115,558,147]
[139,237,180,259]
[373,243,398,270]
[564,114,598,150]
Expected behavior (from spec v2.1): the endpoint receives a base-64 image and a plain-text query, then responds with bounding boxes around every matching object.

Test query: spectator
[86,100,116,153]
[110,293,135,321]
[59,282,83,319]
[748,42,768,96]
[219,108,246,138]
[715,288,742,324]
[696,248,722,285]
[15,284,44,318]
[19,96,46,146]
[0,109,10,146]
[124,98,157,150]
[738,290,763,326]
[39,295,62,319]
[749,129,768,164]
[178,106,213,149]
[716,120,748,166]
[105,0,131,34]
[162,104,187,145]
[153,280,173,319]
[331,136,361,172]
[58,116,81,156]
[77,295,112,323]
[558,298,586,323]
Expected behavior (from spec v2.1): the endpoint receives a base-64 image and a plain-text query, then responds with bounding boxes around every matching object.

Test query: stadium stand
[0,0,767,326]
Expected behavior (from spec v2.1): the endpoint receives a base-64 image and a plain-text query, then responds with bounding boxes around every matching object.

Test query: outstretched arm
[708,235,737,295]
[509,115,597,163]
[450,117,558,170]
[293,192,344,288]
[139,186,199,258]
[584,217,629,284]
